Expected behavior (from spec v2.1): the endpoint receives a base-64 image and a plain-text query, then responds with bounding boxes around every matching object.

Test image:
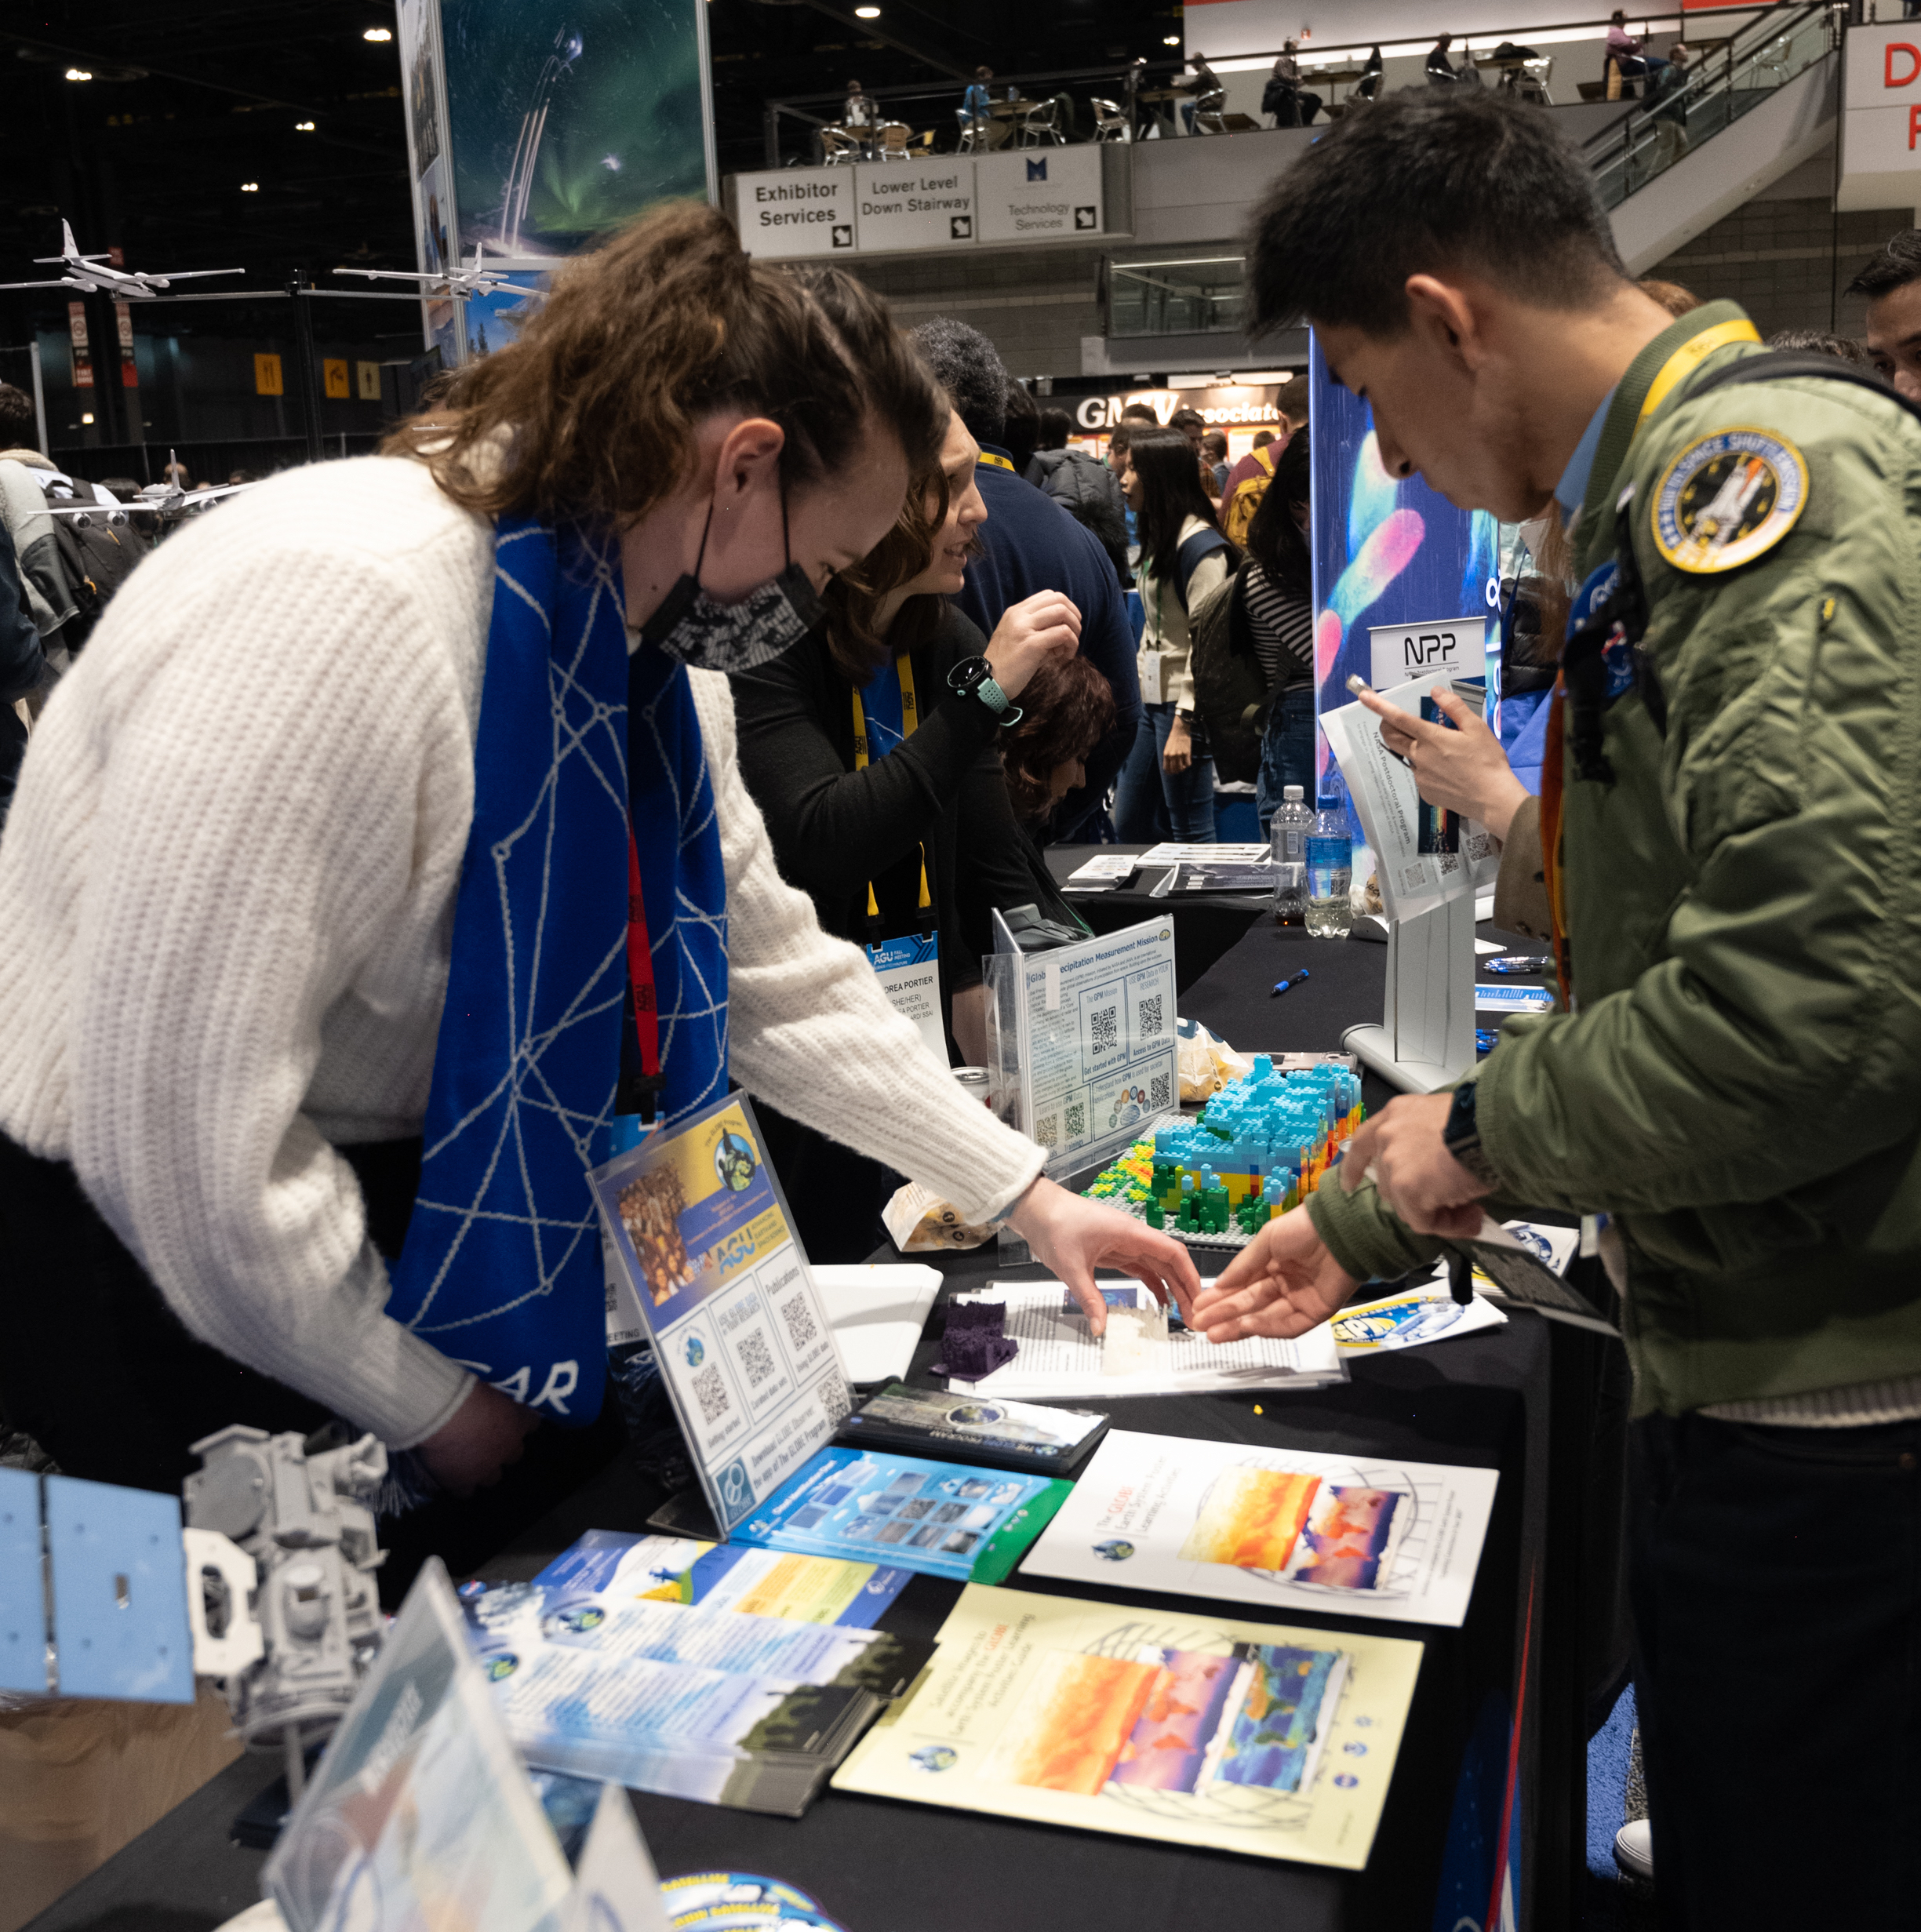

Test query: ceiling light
[241,181,260,192]
[854,5,880,14]
[1162,36,1180,46]
[65,67,93,80]
[80,413,94,425]
[362,26,392,42]
[295,120,315,130]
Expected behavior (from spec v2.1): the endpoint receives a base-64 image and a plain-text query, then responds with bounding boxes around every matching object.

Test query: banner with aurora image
[832,1586,1423,1870]
[408,0,716,360]
[1309,333,1502,819]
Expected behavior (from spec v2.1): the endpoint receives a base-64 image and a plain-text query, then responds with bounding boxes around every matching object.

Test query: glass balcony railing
[1108,257,1246,338]
[1584,2,1841,209]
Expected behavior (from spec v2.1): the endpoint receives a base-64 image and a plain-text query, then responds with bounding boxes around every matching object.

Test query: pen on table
[1271,969,1310,998]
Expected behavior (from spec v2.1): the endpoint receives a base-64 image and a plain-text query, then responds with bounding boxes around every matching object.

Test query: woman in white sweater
[0,205,1195,1585]
[1114,428,1233,844]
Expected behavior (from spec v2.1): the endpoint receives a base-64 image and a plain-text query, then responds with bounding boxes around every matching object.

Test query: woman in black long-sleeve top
[731,406,1083,1258]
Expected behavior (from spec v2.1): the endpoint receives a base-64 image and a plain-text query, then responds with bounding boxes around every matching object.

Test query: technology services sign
[975,147,1102,245]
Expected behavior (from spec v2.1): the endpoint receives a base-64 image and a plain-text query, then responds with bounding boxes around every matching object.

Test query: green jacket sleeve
[1475,378,1921,1217]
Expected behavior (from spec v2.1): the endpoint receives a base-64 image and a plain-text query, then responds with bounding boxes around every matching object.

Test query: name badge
[867,931,948,1064]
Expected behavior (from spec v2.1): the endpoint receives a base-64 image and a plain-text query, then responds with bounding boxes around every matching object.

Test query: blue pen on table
[1271,969,1310,998]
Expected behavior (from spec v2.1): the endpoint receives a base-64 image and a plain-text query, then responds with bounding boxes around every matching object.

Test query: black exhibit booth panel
[21,893,1628,1932]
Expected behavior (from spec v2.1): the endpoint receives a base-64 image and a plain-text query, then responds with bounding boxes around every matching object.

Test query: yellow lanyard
[850,652,932,926]
[977,452,1015,472]
[1635,317,1760,429]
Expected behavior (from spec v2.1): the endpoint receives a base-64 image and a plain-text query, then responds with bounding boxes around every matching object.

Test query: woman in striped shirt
[1239,429,1318,835]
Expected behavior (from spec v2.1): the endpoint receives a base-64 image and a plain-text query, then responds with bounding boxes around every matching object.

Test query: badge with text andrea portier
[1652,426,1806,574]
[589,1092,851,1535]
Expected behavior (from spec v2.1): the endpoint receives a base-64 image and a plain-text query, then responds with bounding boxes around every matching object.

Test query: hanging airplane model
[0,220,243,299]
[331,245,544,303]
[42,452,257,525]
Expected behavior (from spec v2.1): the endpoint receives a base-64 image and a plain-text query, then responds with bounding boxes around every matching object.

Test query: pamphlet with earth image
[831,1584,1422,1870]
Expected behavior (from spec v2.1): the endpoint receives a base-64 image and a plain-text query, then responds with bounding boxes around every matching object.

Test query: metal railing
[1108,257,1246,338]
[761,60,1183,168]
[1583,1,1842,208]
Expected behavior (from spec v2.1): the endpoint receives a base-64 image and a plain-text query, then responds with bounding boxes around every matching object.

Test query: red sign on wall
[115,300,137,389]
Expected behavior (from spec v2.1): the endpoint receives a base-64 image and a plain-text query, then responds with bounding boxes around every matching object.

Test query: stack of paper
[460,1582,928,1817]
[941,1280,1345,1399]
[812,1263,943,1384]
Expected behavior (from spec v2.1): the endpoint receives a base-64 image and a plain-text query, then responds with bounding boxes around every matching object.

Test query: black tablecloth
[24,919,1610,1932]
[1042,844,1269,993]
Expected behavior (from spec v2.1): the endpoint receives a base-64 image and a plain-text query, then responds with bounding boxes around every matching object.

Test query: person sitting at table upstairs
[731,406,1083,1261]
[1605,11,1666,92]
[1426,33,1463,83]
[1183,51,1223,133]
[961,65,995,144]
[1264,41,1322,126]
[911,318,1140,843]
[1115,428,1232,844]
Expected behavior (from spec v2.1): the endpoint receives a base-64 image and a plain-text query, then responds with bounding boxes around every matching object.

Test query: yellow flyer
[831,1584,1421,1870]
[590,1093,848,1536]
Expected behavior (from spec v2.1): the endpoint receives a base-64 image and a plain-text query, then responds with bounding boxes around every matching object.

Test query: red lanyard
[625,829,664,1119]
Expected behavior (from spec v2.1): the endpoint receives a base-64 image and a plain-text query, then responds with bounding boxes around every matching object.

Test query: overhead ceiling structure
[1,0,1181,318]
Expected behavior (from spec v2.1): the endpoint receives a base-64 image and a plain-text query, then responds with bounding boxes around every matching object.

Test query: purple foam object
[931,1301,1019,1382]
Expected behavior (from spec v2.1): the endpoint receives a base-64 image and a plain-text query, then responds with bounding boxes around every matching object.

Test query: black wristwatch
[948,654,1023,724]
[1442,1080,1503,1189]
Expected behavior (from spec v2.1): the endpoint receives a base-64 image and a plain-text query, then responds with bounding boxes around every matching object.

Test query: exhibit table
[23,914,1614,1932]
[1042,843,1273,992]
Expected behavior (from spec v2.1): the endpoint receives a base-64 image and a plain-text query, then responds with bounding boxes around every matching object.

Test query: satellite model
[0,219,243,299]
[39,449,257,526]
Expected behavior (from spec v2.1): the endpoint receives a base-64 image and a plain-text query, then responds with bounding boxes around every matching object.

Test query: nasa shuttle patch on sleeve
[1651,427,1808,573]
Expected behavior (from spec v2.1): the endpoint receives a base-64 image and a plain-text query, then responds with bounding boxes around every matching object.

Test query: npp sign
[1367,617,1486,693]
[1839,24,1921,213]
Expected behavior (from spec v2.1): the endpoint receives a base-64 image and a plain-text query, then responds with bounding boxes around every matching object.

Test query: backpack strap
[1680,349,1921,433]
[1173,525,1228,613]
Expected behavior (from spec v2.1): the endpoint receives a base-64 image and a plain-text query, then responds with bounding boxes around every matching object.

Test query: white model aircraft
[331,245,543,303]
[42,451,257,524]
[0,220,243,300]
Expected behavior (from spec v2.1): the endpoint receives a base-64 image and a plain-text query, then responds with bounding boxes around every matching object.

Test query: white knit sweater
[0,456,1045,1449]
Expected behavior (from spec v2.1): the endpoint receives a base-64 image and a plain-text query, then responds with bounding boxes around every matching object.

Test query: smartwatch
[948,654,1024,724]
[1441,1080,1503,1190]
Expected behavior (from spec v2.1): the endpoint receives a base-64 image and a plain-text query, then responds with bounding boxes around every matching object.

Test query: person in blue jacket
[911,318,1141,841]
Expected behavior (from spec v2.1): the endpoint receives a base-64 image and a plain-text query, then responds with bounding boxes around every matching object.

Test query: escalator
[1584,2,1843,274]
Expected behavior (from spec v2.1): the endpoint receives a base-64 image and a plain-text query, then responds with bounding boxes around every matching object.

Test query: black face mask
[639,489,828,673]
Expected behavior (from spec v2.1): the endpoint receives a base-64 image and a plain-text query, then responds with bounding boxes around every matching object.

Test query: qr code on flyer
[1035,1114,1059,1147]
[690,1362,729,1425]
[1064,1100,1086,1139]
[1089,1003,1119,1057]
[1399,863,1427,893]
[1137,992,1164,1041]
[1149,1071,1171,1109]
[780,1290,818,1355]
[817,1377,851,1428]
[738,1326,776,1388]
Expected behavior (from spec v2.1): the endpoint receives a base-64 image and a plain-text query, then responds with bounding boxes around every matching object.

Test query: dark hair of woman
[1242,426,1312,598]
[1036,406,1071,450]
[384,202,947,535]
[1130,428,1224,583]
[999,654,1117,822]
[820,462,955,683]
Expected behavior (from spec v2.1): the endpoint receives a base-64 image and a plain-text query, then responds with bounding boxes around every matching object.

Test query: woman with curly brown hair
[0,203,1196,1593]
[731,405,1087,1259]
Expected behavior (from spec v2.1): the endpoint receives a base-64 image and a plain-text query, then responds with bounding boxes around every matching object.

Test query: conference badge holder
[589,1090,852,1537]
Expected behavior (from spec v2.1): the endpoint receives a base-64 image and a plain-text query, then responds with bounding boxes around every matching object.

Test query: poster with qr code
[988,912,1177,1182]
[589,1091,849,1537]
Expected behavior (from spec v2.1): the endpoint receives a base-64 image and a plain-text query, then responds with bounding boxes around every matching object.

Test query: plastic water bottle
[1268,784,1313,924]
[1305,806,1355,939]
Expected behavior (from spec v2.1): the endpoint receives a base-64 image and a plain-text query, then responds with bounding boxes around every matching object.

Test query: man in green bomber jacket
[1188,93,1921,1925]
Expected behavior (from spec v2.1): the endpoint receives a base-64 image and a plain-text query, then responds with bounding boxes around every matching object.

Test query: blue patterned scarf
[383,518,729,1428]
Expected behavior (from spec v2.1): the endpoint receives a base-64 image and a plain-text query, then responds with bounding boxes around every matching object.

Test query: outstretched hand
[1188,1204,1358,1343]
[1004,1176,1201,1335]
